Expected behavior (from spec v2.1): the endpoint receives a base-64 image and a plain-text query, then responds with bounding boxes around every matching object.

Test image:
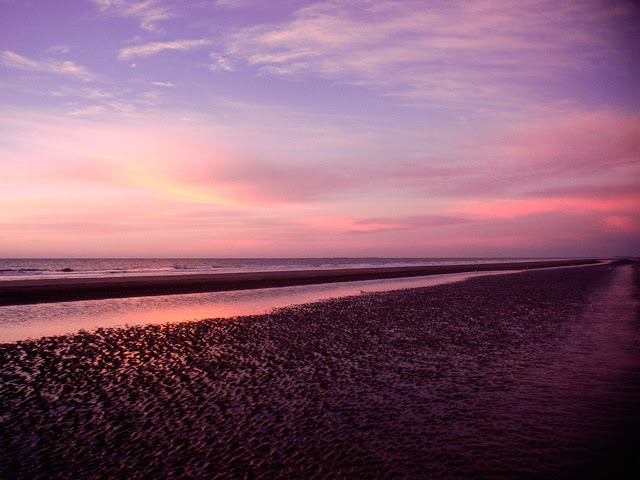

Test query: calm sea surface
[0,257,555,280]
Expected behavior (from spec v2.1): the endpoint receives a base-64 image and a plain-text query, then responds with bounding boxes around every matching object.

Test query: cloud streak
[118,39,212,60]
[89,0,173,31]
[223,0,634,106]
[495,111,640,174]
[0,50,94,81]
[349,214,472,234]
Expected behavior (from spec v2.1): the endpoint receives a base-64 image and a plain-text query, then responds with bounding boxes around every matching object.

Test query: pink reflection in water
[0,271,514,343]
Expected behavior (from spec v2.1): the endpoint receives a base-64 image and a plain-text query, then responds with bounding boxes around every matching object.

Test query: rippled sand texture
[1,263,639,479]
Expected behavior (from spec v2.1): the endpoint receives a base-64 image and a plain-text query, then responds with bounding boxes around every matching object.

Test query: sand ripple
[1,264,639,478]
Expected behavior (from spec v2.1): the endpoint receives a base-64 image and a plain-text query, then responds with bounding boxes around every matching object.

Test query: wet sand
[1,262,638,479]
[0,259,599,306]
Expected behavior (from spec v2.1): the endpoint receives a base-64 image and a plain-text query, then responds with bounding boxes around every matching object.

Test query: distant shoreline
[0,259,601,306]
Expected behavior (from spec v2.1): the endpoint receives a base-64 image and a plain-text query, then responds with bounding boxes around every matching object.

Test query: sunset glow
[1,0,638,257]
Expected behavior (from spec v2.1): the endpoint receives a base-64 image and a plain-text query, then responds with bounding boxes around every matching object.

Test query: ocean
[0,257,549,281]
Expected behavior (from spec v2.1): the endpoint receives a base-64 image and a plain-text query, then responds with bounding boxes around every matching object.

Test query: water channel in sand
[0,270,518,343]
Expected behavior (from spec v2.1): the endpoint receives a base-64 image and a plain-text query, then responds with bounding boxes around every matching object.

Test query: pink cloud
[350,214,472,233]
[118,39,212,60]
[523,183,640,199]
[400,110,640,199]
[181,158,352,204]
[495,111,640,174]
[1,50,94,81]
[11,108,637,216]
[89,0,173,31]
[455,195,640,220]
[2,105,638,257]
[601,215,640,233]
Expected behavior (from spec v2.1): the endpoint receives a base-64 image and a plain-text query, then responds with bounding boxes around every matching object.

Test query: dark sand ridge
[0,259,599,306]
[1,262,638,478]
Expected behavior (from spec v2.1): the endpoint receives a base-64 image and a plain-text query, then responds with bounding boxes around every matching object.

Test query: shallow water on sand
[0,271,506,343]
[1,264,638,478]
[451,264,640,477]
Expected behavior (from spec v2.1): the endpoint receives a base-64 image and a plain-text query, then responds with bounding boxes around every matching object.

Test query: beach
[1,261,638,478]
[0,259,599,306]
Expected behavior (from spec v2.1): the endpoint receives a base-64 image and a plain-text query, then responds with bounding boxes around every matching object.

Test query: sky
[1,0,639,258]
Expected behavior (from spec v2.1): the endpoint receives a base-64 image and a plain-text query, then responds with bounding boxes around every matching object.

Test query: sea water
[0,257,554,280]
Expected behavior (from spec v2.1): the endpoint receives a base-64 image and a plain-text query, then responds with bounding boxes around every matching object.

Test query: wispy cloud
[0,50,94,81]
[454,195,640,221]
[151,81,175,87]
[89,0,173,31]
[215,0,261,8]
[494,111,640,174]
[118,39,212,60]
[45,45,71,55]
[350,214,472,233]
[154,108,640,208]
[68,105,106,116]
[375,110,640,199]
[209,54,234,72]
[223,0,633,106]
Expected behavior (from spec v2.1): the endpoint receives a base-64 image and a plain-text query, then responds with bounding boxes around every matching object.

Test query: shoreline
[0,259,600,306]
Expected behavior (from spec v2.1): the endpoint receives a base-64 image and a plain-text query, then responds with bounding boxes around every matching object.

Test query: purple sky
[1,0,639,257]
